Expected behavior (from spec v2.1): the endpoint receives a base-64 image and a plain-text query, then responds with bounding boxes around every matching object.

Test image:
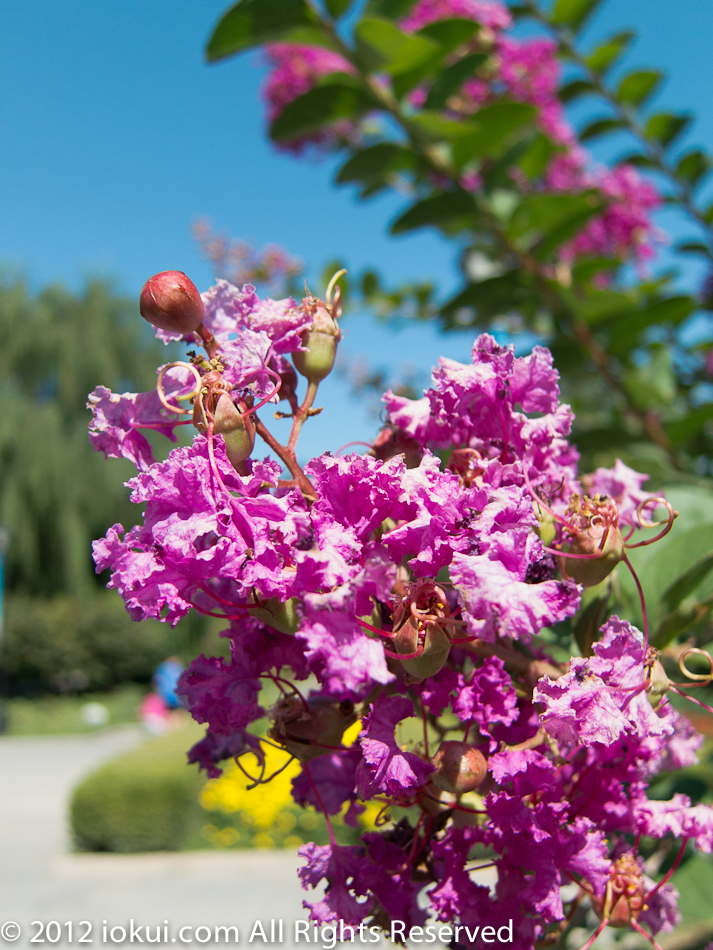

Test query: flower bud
[431,741,487,795]
[560,523,624,587]
[139,271,204,335]
[592,854,647,928]
[292,295,341,384]
[393,619,451,683]
[193,392,255,472]
[645,655,670,710]
[268,695,357,762]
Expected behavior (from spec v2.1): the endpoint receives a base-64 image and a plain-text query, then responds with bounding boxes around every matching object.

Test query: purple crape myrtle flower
[89,271,713,950]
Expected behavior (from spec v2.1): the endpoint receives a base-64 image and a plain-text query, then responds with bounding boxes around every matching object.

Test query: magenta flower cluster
[89,273,713,950]
[260,0,659,269]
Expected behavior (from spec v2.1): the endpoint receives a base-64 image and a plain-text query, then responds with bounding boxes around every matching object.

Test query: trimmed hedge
[70,726,205,853]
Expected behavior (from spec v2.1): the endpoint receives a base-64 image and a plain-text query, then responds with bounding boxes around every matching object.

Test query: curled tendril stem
[575,919,608,950]
[522,464,578,536]
[622,551,649,646]
[240,365,282,419]
[630,921,665,950]
[383,643,425,661]
[303,761,336,846]
[624,497,678,549]
[335,441,373,455]
[677,647,713,685]
[156,362,202,414]
[325,268,347,309]
[671,685,713,715]
[233,751,267,790]
[646,838,689,900]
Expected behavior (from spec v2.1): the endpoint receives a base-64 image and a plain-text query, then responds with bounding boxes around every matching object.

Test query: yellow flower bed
[199,722,380,849]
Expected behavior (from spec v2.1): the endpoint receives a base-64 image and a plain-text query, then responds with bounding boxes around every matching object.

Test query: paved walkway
[0,729,309,949]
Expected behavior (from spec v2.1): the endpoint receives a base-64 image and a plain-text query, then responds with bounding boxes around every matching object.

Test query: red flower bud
[432,741,487,795]
[139,271,204,335]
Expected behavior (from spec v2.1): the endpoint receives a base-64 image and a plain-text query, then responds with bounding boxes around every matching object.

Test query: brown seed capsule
[268,695,358,762]
[139,271,204,335]
[432,740,487,795]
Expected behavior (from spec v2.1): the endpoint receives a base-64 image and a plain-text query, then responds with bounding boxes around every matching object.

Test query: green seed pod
[292,296,341,384]
[559,524,624,587]
[393,620,451,683]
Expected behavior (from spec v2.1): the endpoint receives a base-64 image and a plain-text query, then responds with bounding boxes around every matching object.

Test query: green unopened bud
[193,392,255,472]
[393,619,451,683]
[432,741,488,795]
[250,597,300,636]
[292,294,341,384]
[560,524,624,587]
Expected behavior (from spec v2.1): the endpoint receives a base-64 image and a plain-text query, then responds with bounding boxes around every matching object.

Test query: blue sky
[3,0,713,458]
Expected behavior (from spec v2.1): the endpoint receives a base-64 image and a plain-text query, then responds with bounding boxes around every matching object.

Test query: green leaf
[407,112,475,141]
[622,346,675,408]
[416,18,482,52]
[551,0,601,31]
[616,69,663,106]
[364,0,414,16]
[676,149,713,187]
[657,552,713,623]
[270,78,375,142]
[646,112,692,148]
[451,102,537,166]
[355,18,440,75]
[586,30,635,73]
[579,117,626,142]
[206,0,325,61]
[617,152,657,169]
[665,405,713,445]
[425,53,488,110]
[571,257,620,281]
[390,20,482,97]
[335,143,427,187]
[676,241,711,258]
[390,191,476,236]
[559,79,597,103]
[605,295,697,354]
[325,0,352,17]
[508,193,601,257]
[440,271,536,324]
[517,134,559,180]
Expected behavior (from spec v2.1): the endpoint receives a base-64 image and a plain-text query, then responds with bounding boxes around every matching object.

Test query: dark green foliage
[4,594,177,695]
[70,729,205,853]
[270,77,377,143]
[205,0,329,62]
[550,0,601,32]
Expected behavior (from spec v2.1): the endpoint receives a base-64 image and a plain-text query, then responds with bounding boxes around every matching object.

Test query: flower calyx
[391,579,453,683]
[558,493,624,587]
[268,693,358,762]
[191,370,256,473]
[291,270,344,384]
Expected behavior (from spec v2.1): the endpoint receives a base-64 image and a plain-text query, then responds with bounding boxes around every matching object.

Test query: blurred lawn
[6,684,145,735]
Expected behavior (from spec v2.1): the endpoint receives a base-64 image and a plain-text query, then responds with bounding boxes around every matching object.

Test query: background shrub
[70,725,205,853]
